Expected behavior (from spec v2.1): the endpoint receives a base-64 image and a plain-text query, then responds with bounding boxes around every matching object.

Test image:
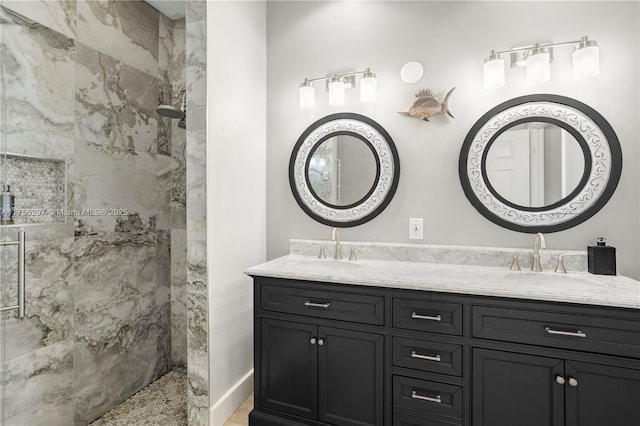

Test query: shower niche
[2,153,67,226]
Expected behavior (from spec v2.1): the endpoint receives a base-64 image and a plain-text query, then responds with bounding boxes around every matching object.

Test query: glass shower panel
[1,9,7,421]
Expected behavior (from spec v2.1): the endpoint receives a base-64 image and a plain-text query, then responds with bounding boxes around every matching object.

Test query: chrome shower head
[157,90,187,122]
[156,104,184,119]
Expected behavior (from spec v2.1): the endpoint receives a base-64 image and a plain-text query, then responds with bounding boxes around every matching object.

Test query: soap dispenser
[1,185,15,225]
[587,237,616,275]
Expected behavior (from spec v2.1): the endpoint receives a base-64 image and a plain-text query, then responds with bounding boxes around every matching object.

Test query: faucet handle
[318,244,326,260]
[348,247,357,261]
[509,254,521,271]
[554,255,567,274]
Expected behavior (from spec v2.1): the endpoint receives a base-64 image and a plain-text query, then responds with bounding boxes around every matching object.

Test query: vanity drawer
[472,305,640,358]
[393,375,463,419]
[392,337,463,376]
[393,298,463,335]
[260,284,385,325]
[393,412,461,426]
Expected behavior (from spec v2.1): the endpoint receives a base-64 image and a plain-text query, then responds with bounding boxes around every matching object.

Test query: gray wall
[267,1,640,279]
[207,1,267,423]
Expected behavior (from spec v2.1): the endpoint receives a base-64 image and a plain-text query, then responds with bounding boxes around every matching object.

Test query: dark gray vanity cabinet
[471,302,640,426]
[260,319,384,425]
[472,350,640,426]
[250,276,640,426]
[253,279,385,426]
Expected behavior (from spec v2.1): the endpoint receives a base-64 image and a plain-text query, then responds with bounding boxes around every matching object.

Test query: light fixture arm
[303,69,374,84]
[483,36,599,89]
[491,36,596,57]
[299,68,377,109]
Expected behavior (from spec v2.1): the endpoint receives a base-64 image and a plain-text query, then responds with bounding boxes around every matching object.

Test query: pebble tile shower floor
[89,369,187,426]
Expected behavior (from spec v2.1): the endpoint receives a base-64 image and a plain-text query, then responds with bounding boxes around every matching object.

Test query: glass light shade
[328,78,345,106]
[483,57,505,90]
[299,83,315,110]
[572,44,599,80]
[360,74,377,102]
[526,49,551,85]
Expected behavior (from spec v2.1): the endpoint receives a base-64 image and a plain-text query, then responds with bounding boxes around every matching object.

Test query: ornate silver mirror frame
[459,94,622,233]
[289,113,400,227]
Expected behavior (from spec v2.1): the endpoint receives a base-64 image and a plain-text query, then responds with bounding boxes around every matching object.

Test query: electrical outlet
[409,218,423,240]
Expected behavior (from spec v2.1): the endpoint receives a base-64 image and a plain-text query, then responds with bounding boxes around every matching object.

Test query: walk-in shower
[0,0,190,424]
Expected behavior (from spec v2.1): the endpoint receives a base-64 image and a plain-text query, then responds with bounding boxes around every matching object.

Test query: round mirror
[484,122,588,208]
[307,134,378,207]
[290,113,400,227]
[459,95,622,233]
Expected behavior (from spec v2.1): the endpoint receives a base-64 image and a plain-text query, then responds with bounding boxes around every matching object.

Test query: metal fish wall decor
[399,87,456,122]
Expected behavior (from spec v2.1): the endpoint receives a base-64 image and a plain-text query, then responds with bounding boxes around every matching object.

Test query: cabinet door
[565,360,640,426]
[318,327,384,426]
[472,348,565,426]
[260,319,318,419]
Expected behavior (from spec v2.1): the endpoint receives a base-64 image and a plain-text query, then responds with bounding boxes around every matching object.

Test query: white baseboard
[210,369,254,426]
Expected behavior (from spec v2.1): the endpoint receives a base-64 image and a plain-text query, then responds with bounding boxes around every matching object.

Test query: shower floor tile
[89,369,187,426]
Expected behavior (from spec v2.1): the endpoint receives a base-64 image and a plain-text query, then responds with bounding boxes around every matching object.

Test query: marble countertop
[246,255,640,310]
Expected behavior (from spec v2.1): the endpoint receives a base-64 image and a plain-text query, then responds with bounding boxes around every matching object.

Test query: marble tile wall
[162,15,188,369]
[185,1,209,424]
[75,0,159,76]
[1,1,190,425]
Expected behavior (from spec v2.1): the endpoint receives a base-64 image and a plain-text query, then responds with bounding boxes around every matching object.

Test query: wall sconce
[483,36,599,89]
[298,68,377,109]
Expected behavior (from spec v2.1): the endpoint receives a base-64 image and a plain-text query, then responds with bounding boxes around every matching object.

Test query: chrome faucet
[331,228,342,260]
[531,232,547,272]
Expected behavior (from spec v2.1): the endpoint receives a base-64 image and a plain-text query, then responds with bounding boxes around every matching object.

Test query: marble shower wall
[185,1,209,424]
[1,1,187,425]
[160,14,188,369]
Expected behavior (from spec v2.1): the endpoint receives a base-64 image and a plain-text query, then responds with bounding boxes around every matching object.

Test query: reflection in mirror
[485,123,584,208]
[308,135,377,206]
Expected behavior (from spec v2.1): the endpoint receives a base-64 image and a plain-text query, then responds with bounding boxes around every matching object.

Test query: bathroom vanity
[246,248,640,426]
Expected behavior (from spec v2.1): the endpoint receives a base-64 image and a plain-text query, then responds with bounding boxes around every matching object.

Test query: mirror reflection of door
[308,135,377,207]
[486,123,585,208]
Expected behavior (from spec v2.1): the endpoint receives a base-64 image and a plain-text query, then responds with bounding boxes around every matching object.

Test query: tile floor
[89,369,187,426]
[87,368,252,426]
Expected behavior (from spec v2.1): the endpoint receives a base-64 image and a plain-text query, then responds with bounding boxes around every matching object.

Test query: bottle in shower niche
[1,185,15,225]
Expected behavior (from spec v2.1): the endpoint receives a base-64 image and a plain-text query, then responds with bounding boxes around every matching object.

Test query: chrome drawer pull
[568,377,578,387]
[411,312,442,321]
[411,391,441,404]
[411,351,441,362]
[304,301,330,309]
[545,327,586,338]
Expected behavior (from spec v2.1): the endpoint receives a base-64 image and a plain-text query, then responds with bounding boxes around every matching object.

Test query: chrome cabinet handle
[545,327,586,338]
[555,376,566,385]
[0,231,25,319]
[310,337,317,345]
[411,351,441,362]
[568,377,578,387]
[411,391,441,404]
[411,312,442,321]
[318,338,324,346]
[305,301,330,309]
